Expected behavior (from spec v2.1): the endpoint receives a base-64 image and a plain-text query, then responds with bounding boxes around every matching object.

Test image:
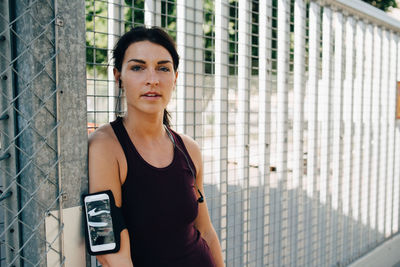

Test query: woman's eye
[131,65,143,71]
[159,66,170,72]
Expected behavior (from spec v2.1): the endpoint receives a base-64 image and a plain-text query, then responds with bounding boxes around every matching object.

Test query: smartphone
[84,193,116,253]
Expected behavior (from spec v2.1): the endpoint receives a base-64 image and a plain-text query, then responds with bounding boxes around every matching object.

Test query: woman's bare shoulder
[88,123,117,148]
[88,124,121,177]
[88,123,125,194]
[177,133,200,153]
[177,132,202,172]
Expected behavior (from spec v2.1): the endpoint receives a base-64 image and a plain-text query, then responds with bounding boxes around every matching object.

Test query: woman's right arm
[88,129,133,267]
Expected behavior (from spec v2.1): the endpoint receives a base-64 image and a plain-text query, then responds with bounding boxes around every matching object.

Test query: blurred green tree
[362,0,398,11]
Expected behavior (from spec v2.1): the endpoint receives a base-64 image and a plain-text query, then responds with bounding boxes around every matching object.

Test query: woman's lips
[141,93,161,100]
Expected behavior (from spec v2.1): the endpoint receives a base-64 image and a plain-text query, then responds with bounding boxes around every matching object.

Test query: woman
[88,26,224,267]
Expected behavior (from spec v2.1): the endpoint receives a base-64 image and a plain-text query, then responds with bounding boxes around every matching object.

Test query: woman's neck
[122,111,166,142]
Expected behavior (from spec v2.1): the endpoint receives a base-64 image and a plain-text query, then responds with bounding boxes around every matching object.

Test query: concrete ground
[349,234,400,267]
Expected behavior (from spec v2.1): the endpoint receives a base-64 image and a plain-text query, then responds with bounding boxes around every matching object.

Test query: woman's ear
[174,71,178,88]
[113,68,121,88]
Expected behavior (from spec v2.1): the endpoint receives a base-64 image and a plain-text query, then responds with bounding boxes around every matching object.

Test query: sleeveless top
[110,117,216,267]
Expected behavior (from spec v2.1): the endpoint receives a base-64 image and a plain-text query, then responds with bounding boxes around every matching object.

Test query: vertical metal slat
[276,0,290,265]
[318,7,332,266]
[291,0,306,265]
[352,19,365,257]
[214,0,229,262]
[386,31,397,238]
[361,23,373,252]
[145,0,155,26]
[385,32,396,238]
[176,0,186,133]
[342,15,355,263]
[107,0,123,120]
[258,1,272,266]
[393,34,400,235]
[378,29,389,240]
[331,11,344,265]
[237,0,250,265]
[395,34,400,235]
[305,2,319,265]
[370,25,382,246]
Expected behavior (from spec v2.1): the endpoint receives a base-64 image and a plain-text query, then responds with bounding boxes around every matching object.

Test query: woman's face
[116,41,177,119]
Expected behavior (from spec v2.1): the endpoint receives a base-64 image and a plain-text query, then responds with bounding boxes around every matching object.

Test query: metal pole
[0,0,21,265]
[54,0,66,264]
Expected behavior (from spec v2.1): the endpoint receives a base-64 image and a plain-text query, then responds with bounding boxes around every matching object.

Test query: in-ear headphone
[164,126,204,203]
[115,79,123,114]
[197,189,204,203]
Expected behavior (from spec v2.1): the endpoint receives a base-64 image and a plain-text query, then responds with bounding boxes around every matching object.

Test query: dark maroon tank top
[110,117,216,267]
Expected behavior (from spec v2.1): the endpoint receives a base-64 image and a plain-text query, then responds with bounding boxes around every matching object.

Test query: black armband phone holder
[82,190,127,255]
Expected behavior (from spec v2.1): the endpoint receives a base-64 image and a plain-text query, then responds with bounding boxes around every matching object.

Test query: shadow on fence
[205,181,386,267]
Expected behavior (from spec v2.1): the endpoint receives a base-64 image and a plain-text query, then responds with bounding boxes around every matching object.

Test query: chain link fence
[0,0,88,266]
[0,0,64,265]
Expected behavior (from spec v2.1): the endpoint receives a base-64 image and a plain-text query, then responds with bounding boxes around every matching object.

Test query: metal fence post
[10,1,59,265]
[54,0,88,219]
[55,0,88,265]
[0,0,22,265]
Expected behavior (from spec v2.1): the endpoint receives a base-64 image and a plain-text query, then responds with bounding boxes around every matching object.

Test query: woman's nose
[145,69,159,86]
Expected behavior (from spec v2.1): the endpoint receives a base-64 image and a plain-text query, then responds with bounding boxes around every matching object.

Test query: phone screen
[85,196,115,249]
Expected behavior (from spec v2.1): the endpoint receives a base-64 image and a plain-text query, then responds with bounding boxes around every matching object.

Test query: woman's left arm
[194,188,225,267]
[180,134,225,267]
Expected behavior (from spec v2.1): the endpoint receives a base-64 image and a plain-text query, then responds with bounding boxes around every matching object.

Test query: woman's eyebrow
[127,59,172,65]
[157,60,172,65]
[127,59,145,64]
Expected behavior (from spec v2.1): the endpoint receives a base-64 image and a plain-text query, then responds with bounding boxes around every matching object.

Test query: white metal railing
[86,0,400,266]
